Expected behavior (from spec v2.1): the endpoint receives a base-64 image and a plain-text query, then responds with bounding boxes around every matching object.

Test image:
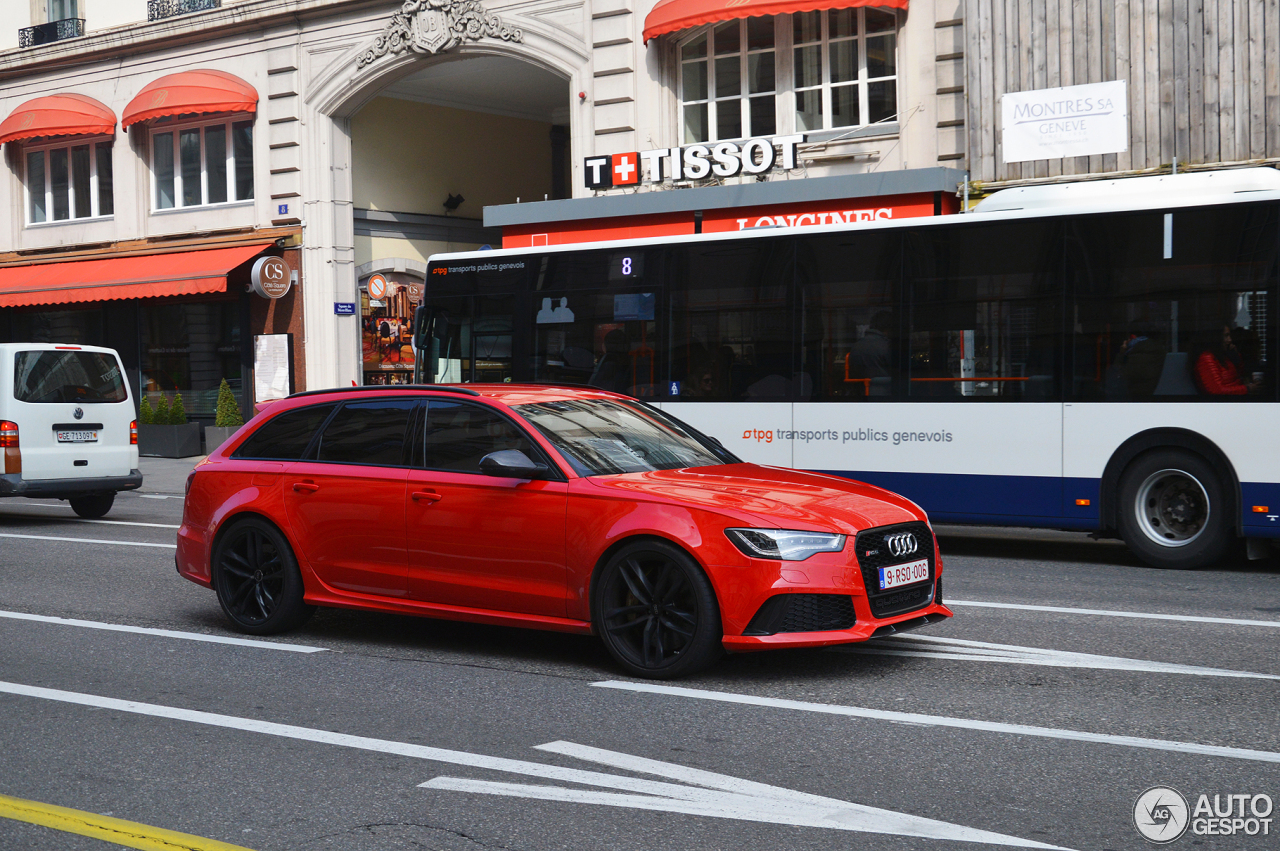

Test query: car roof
[285,383,630,407]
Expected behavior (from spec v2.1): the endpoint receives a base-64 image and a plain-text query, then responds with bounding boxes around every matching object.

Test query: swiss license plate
[56,430,98,443]
[878,558,930,591]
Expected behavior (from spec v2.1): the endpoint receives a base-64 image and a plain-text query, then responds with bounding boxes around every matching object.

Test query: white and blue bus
[414,168,1280,570]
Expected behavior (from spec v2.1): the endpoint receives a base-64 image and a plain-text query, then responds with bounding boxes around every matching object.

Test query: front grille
[743,594,856,635]
[854,521,937,618]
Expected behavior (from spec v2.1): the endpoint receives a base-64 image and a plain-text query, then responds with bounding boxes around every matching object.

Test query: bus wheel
[1117,449,1232,570]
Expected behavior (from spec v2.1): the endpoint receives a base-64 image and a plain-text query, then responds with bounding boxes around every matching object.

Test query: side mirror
[479,449,548,480]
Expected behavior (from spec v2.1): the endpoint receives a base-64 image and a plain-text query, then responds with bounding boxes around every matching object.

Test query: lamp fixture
[443,193,465,212]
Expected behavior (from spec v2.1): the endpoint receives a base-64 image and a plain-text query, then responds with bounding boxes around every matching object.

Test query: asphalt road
[1,488,1278,851]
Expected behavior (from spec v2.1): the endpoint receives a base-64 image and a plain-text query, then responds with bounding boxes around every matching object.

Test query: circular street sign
[250,256,292,299]
[367,274,388,300]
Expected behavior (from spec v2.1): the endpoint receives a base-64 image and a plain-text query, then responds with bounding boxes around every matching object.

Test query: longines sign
[585,135,805,190]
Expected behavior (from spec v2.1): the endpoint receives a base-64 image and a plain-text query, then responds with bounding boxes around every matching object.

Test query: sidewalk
[137,455,206,495]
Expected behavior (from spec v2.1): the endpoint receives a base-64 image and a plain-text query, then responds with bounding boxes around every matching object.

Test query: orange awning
[0,94,115,145]
[122,69,258,129]
[0,244,272,308]
[643,0,907,42]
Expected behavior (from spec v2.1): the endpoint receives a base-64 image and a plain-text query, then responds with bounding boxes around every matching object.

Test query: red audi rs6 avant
[178,385,951,677]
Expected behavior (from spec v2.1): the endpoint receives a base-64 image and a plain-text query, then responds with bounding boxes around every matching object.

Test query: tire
[1116,449,1233,570]
[69,493,114,519]
[212,517,314,635]
[592,539,723,679]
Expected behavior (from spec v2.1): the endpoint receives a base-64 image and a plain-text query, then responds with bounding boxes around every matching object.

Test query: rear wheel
[1117,449,1232,570]
[69,493,114,519]
[213,517,313,635]
[593,539,722,679]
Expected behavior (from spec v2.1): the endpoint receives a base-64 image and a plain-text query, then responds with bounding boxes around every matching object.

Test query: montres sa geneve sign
[585,135,805,190]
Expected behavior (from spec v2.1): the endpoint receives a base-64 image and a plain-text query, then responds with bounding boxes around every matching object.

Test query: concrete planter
[204,426,240,454]
[138,423,202,458]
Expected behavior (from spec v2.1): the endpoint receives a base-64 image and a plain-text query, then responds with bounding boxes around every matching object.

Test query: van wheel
[1116,450,1232,570]
[70,493,114,519]
[593,539,722,679]
[213,518,313,635]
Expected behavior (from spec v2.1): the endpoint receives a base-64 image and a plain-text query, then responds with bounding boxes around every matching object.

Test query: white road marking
[593,681,1280,765]
[839,634,1280,680]
[137,494,181,500]
[0,680,1068,849]
[949,599,1280,628]
[0,506,179,529]
[0,610,324,653]
[0,532,176,549]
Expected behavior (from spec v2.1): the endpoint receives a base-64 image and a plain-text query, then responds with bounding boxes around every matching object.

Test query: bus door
[412,295,515,385]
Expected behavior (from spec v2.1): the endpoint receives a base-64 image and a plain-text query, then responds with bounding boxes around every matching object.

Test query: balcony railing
[18,17,84,48]
[148,0,221,21]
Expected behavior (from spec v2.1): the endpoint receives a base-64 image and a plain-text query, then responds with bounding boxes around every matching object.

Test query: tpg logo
[741,429,774,444]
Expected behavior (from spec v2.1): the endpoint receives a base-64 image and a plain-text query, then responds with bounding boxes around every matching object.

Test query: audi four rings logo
[886,533,919,557]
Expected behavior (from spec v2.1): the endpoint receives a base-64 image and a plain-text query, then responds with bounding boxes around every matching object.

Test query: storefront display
[360,270,422,384]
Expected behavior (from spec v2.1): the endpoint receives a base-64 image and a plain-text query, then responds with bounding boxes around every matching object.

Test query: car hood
[582,463,925,535]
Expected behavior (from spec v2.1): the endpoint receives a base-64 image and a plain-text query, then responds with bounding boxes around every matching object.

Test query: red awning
[0,94,116,146]
[0,243,272,308]
[643,0,907,42]
[122,69,258,129]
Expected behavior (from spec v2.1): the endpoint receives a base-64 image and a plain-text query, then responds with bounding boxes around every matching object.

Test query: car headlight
[725,528,847,561]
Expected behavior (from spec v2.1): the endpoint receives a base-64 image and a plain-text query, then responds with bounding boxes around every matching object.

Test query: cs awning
[0,243,273,308]
[122,69,258,129]
[0,94,115,145]
[643,0,907,42]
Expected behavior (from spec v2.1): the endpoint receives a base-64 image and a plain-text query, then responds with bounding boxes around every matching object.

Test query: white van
[0,343,142,517]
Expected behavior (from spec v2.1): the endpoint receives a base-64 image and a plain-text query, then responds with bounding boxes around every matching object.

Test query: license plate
[56,430,98,443]
[878,558,930,591]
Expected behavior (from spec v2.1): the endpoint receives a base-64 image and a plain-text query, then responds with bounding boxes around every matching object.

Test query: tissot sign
[585,135,805,189]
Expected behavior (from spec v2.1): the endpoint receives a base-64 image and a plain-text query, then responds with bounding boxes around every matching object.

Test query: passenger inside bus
[1193,325,1261,395]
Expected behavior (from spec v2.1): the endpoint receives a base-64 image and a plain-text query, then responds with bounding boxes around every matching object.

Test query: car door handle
[292,481,320,493]
[411,490,442,502]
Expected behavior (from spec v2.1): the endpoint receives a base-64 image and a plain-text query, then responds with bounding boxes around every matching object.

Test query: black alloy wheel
[213,517,313,635]
[1117,448,1232,570]
[593,539,722,679]
[69,492,114,518]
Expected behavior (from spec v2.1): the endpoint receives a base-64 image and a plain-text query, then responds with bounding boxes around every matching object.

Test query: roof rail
[287,384,482,399]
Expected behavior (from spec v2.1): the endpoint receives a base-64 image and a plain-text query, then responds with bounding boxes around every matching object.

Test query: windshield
[514,399,727,476]
[14,350,128,404]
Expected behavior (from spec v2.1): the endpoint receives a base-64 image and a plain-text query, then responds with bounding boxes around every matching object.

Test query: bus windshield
[514,399,724,476]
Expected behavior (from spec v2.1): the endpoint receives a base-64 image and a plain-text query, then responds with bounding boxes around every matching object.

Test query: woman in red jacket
[1194,326,1260,395]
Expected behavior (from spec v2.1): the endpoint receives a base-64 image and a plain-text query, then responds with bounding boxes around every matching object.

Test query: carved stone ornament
[357,0,523,68]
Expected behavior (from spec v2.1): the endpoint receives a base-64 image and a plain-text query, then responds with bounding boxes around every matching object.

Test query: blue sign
[669,380,681,396]
[277,203,289,216]
[334,302,356,315]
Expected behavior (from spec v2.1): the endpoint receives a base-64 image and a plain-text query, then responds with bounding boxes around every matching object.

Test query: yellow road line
[0,793,256,851]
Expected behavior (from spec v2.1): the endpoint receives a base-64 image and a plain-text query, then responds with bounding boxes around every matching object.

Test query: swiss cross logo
[611,153,639,186]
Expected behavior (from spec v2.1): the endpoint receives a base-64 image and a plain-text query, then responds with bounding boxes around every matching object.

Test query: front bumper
[0,469,143,498]
[722,601,952,651]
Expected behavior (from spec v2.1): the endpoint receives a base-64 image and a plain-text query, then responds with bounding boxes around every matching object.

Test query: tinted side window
[316,399,416,466]
[424,400,539,473]
[234,404,335,460]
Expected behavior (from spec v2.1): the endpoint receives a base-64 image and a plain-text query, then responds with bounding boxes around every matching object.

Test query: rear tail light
[1,420,20,475]
[130,420,138,445]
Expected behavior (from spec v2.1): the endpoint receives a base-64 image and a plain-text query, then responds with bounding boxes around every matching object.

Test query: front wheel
[593,540,723,679]
[1116,449,1232,570]
[69,493,114,518]
[212,517,313,634]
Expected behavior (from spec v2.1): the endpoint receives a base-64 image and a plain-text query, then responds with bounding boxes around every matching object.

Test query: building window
[680,18,776,143]
[25,139,113,224]
[151,117,253,210]
[677,9,898,144]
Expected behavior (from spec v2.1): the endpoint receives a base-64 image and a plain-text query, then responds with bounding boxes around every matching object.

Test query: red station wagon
[178,385,951,677]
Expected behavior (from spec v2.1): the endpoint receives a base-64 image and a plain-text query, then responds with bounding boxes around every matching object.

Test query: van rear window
[14,350,129,404]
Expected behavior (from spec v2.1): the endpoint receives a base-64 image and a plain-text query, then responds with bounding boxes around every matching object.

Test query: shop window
[151,117,253,211]
[25,139,113,224]
[677,9,897,144]
[140,301,243,418]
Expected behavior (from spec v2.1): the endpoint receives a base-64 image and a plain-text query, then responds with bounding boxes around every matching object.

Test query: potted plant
[204,379,245,453]
[137,392,202,458]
